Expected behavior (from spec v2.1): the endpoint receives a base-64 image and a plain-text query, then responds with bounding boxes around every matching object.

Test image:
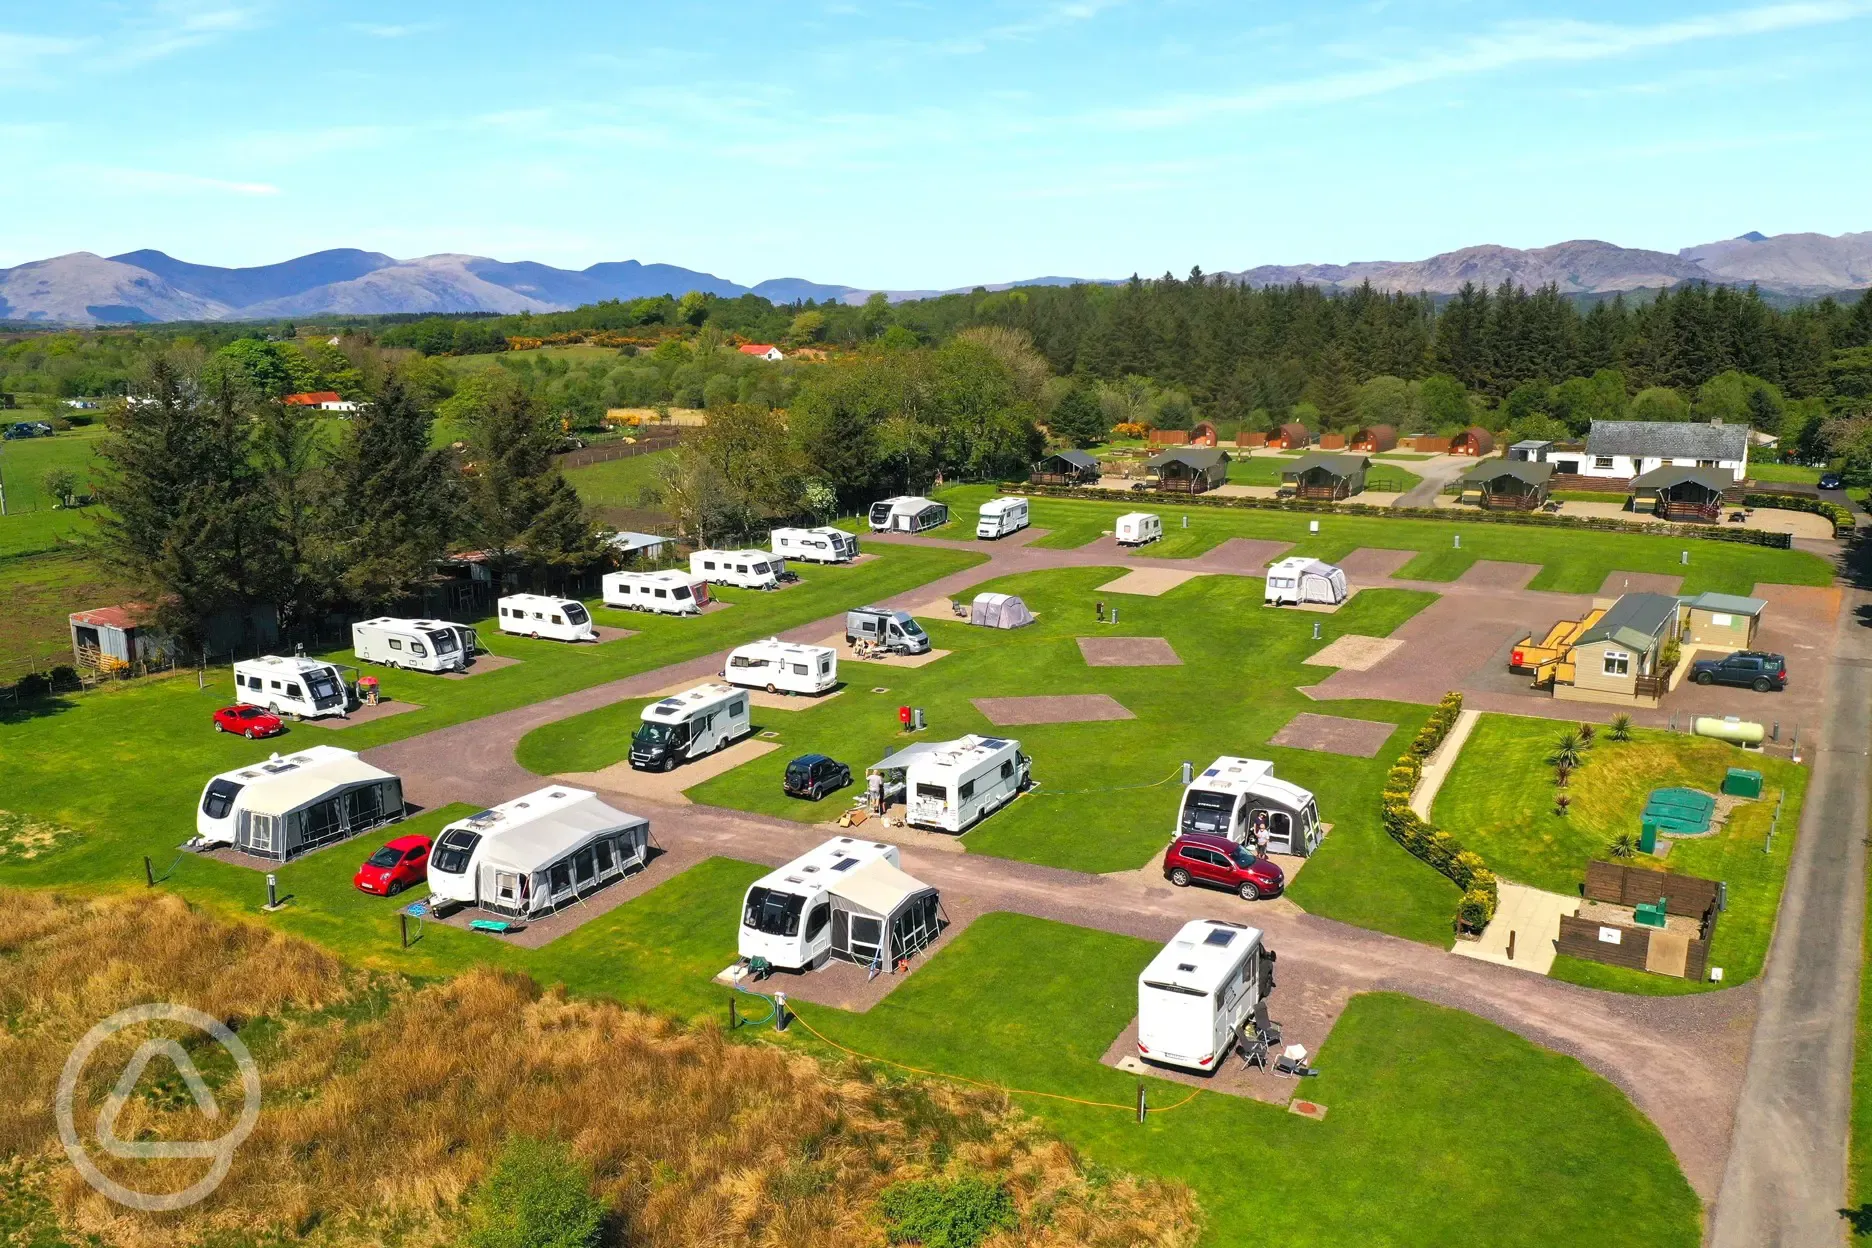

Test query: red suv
[213,704,284,738]
[1164,832,1285,900]
[353,835,432,896]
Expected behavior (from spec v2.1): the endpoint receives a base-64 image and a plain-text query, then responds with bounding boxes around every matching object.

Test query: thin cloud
[89,167,282,196]
[348,21,440,38]
[0,31,86,74]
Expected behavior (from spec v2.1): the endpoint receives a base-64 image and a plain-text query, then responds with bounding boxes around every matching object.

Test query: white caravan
[868,496,949,534]
[629,682,752,771]
[1176,756,1324,858]
[234,655,353,719]
[691,549,782,590]
[772,526,859,564]
[426,787,650,915]
[976,497,1030,539]
[496,593,596,642]
[739,837,941,973]
[602,569,711,616]
[194,746,403,860]
[724,638,838,696]
[1263,557,1349,607]
[1136,918,1271,1073]
[351,617,476,672]
[905,735,1031,833]
[1116,512,1162,547]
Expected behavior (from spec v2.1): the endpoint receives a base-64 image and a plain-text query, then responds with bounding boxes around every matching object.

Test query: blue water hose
[733,980,778,1026]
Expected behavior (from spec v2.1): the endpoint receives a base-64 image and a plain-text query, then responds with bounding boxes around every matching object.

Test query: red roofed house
[283,391,358,412]
[737,344,785,362]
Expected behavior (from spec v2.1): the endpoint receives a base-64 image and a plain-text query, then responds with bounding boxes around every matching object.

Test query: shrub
[1607,832,1639,860]
[12,672,50,701]
[1578,722,1595,747]
[1553,762,1572,788]
[1555,794,1571,817]
[464,1136,605,1248]
[1458,890,1496,931]
[1375,693,1500,931]
[1608,713,1633,742]
[1546,731,1584,770]
[880,1175,1018,1248]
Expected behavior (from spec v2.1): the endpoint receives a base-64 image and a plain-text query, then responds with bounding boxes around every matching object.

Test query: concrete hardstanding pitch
[970,694,1136,726]
[1268,712,1397,757]
[1076,636,1182,666]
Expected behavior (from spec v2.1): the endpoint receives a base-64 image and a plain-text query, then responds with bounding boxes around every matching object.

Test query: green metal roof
[1281,451,1369,479]
[1460,459,1554,487]
[1680,591,1766,617]
[1576,592,1678,652]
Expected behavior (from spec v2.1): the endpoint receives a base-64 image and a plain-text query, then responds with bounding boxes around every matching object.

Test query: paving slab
[815,634,953,668]
[971,694,1135,726]
[1268,712,1397,757]
[1450,882,1579,975]
[1203,537,1293,573]
[1096,568,1204,596]
[1336,547,1418,582]
[1076,636,1182,666]
[557,739,780,804]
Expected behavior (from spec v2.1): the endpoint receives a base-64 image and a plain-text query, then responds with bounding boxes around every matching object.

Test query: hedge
[1742,492,1855,537]
[1378,692,1499,933]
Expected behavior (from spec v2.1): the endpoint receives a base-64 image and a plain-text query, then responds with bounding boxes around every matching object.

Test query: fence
[1553,860,1723,981]
[556,430,689,471]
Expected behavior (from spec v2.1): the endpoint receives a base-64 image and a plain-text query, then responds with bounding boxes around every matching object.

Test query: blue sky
[2,0,1869,287]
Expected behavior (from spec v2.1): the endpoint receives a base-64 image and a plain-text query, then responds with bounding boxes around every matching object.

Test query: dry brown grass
[0,888,1199,1248]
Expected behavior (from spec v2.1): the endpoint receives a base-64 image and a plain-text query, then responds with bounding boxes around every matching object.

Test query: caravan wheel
[766,683,778,695]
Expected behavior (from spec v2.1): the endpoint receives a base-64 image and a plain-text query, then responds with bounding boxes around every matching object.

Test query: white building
[1552,420,1750,484]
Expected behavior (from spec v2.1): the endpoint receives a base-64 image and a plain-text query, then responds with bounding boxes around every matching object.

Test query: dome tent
[969,592,1034,629]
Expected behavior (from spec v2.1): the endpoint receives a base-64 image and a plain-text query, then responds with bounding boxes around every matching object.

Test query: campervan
[351,618,475,672]
[772,527,858,564]
[1116,512,1162,547]
[867,496,949,534]
[724,638,838,696]
[233,655,353,719]
[905,735,1030,833]
[602,569,711,616]
[976,497,1030,539]
[691,549,782,590]
[496,594,596,642]
[195,745,403,861]
[739,837,941,973]
[426,787,650,916]
[1136,919,1273,1073]
[1263,557,1349,607]
[629,683,752,771]
[845,606,930,655]
[1175,756,1324,857]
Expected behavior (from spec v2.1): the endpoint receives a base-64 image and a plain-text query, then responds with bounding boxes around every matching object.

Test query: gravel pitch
[1076,636,1182,666]
[971,694,1136,726]
[1269,712,1398,758]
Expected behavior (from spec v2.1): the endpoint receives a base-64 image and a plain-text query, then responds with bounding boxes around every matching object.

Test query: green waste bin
[1723,768,1763,799]
[1634,900,1668,929]
[1638,819,1659,854]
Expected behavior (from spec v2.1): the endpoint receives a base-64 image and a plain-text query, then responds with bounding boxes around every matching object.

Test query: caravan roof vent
[549,791,566,799]
[260,761,298,774]
[1203,929,1237,947]
[801,865,819,873]
[1177,963,1197,973]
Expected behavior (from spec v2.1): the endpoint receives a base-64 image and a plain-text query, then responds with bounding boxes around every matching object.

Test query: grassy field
[1433,714,1805,992]
[0,425,109,511]
[564,448,675,512]
[1747,462,1824,484]
[1554,489,1632,504]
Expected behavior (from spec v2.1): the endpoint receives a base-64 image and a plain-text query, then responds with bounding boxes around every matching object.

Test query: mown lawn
[1747,462,1824,484]
[1433,714,1804,991]
[0,424,109,510]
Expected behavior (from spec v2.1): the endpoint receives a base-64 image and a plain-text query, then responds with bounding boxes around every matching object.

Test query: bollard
[1181,760,1193,785]
[1680,550,1689,565]
[1453,533,1461,549]
[1111,607,1119,625]
[1312,621,1322,641]
[1308,520,1320,534]
[774,991,790,1032]
[144,855,155,887]
[1182,514,1188,529]
[729,992,740,1031]
[400,913,409,948]
[1772,720,1780,742]
[265,873,279,910]
[1507,930,1516,961]
[1136,1082,1147,1124]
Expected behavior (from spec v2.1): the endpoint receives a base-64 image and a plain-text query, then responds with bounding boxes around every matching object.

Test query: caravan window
[432,829,481,874]
[574,848,596,884]
[673,586,692,600]
[549,862,572,894]
[805,903,831,939]
[744,887,805,936]
[730,698,746,716]
[306,671,340,702]
[410,641,427,657]
[655,588,667,598]
[793,664,807,675]
[565,603,589,625]
[1181,789,1234,833]
[915,783,947,801]
[388,638,404,651]
[428,630,460,655]
[285,682,303,698]
[201,779,243,819]
[959,780,975,800]
[1000,760,1014,780]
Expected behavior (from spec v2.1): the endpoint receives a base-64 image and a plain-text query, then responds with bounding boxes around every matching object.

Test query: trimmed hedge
[1379,693,1499,933]
[1742,491,1855,536]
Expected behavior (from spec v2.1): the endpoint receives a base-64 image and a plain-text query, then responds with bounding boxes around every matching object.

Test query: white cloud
[0,31,86,74]
[347,21,440,38]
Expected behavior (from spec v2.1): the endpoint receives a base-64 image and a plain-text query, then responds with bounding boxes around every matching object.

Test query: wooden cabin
[1458,460,1553,511]
[1030,449,1101,487]
[1630,464,1732,523]
[1147,447,1231,494]
[1189,421,1219,447]
[1281,452,1370,501]
[1268,423,1311,450]
[1350,425,1398,453]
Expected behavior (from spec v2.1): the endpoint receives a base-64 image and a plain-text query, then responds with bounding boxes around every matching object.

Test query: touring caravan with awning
[904,735,1031,833]
[194,746,403,861]
[351,618,475,672]
[233,655,354,719]
[1137,919,1273,1073]
[496,594,596,642]
[772,527,858,564]
[738,837,942,973]
[1116,512,1162,547]
[425,787,650,917]
[868,496,949,534]
[723,638,837,695]
[602,569,710,615]
[1263,557,1349,607]
[629,683,752,771]
[1175,756,1324,857]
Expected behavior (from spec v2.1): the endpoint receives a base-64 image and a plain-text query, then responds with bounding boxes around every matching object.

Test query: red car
[1163,832,1285,900]
[353,835,433,896]
[213,704,284,738]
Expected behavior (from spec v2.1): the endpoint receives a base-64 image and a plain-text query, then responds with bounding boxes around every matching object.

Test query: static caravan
[194,746,403,861]
[629,682,752,771]
[739,837,941,973]
[233,655,353,719]
[772,526,858,564]
[691,549,782,590]
[1116,512,1162,547]
[426,787,650,916]
[602,569,711,616]
[1263,557,1349,607]
[976,497,1030,540]
[351,617,475,672]
[496,593,596,642]
[845,606,931,655]
[905,735,1031,833]
[1136,919,1272,1074]
[1176,756,1324,857]
[867,496,949,534]
[724,638,837,695]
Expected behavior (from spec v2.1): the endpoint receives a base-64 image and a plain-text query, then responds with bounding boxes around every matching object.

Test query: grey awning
[870,742,942,772]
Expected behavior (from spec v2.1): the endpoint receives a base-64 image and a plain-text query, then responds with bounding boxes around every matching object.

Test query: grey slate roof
[1282,451,1370,479]
[1039,449,1098,470]
[1148,447,1230,470]
[1681,591,1767,617]
[1578,592,1679,652]
[1463,460,1553,487]
[1586,420,1749,462]
[1630,464,1735,493]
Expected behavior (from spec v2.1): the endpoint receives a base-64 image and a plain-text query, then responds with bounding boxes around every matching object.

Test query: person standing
[868,769,884,816]
[1253,811,1272,860]
[1096,600,1106,623]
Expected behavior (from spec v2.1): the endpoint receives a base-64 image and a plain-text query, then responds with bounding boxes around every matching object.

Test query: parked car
[783,753,853,801]
[1162,831,1286,900]
[1691,650,1788,692]
[4,421,48,439]
[1818,472,1844,491]
[212,703,285,738]
[353,834,433,895]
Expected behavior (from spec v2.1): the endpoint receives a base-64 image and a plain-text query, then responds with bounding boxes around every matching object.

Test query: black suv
[783,753,852,801]
[1691,651,1787,692]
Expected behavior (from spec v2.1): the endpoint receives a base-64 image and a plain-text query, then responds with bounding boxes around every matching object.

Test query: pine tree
[1307,345,1357,429]
[255,398,339,640]
[1845,288,1872,350]
[331,370,462,611]
[464,380,601,581]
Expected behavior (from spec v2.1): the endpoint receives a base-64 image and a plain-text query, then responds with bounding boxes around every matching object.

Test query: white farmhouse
[1552,420,1750,485]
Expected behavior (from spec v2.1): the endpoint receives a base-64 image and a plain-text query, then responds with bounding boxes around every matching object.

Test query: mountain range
[1,230,1867,327]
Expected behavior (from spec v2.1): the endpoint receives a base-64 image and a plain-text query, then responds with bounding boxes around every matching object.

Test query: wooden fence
[1555,860,1722,981]
[1584,860,1721,917]
[556,431,687,470]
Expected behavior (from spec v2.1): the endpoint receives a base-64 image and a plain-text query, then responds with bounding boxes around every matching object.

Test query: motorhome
[629,683,752,771]
[602,569,711,616]
[194,745,403,861]
[1175,756,1324,857]
[1263,557,1349,607]
[1116,512,1162,547]
[976,497,1030,539]
[496,593,596,642]
[691,549,782,590]
[845,606,931,655]
[351,617,476,672]
[867,496,949,534]
[772,526,859,564]
[723,638,838,695]
[233,655,353,719]
[739,837,941,973]
[905,735,1030,833]
[425,787,650,916]
[1136,918,1272,1074]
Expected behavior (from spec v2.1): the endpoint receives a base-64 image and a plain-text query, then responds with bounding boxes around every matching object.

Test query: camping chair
[1252,1000,1282,1046]
[1274,1044,1320,1079]
[1236,1029,1270,1072]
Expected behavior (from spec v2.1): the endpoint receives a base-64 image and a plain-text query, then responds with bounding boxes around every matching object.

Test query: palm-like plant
[1554,794,1572,817]
[1577,722,1596,747]
[1607,832,1639,860]
[1554,762,1573,788]
[1547,730,1585,771]
[1608,713,1633,742]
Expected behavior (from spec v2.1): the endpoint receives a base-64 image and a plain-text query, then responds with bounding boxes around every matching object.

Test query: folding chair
[1253,1000,1282,1046]
[1238,1032,1270,1072]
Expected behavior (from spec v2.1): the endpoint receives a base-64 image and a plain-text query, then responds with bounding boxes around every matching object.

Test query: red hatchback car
[353,835,433,896]
[212,704,284,738]
[1163,832,1285,900]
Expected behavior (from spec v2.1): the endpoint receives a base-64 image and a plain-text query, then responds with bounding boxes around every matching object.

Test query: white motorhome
[351,617,476,672]
[739,837,941,973]
[845,606,931,655]
[1116,512,1162,547]
[194,746,403,861]
[233,655,353,719]
[425,787,650,916]
[1176,756,1324,857]
[724,638,838,696]
[629,682,752,771]
[1263,557,1349,607]
[496,594,596,642]
[691,549,782,590]
[772,526,859,564]
[1136,919,1271,1074]
[905,735,1031,833]
[602,569,711,616]
[976,497,1030,539]
[868,496,949,534]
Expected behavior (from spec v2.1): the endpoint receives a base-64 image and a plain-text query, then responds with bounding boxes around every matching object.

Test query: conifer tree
[464,379,602,581]
[331,369,462,611]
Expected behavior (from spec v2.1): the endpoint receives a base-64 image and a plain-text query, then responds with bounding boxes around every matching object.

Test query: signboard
[1597,926,1622,945]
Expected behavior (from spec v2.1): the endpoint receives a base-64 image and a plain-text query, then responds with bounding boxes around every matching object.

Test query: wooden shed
[1448,427,1495,456]
[1269,423,1311,450]
[1281,452,1370,501]
[1631,464,1732,523]
[1030,449,1101,487]
[1350,425,1398,453]
[1147,446,1231,494]
[1237,430,1268,449]
[1458,459,1553,511]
